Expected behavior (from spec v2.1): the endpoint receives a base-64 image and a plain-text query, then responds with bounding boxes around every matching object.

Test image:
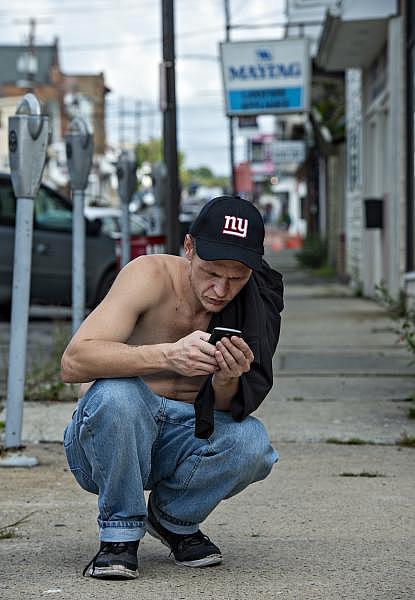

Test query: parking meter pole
[72,189,86,334]
[1,93,48,462]
[120,202,130,267]
[5,198,35,449]
[117,150,137,268]
[65,117,93,335]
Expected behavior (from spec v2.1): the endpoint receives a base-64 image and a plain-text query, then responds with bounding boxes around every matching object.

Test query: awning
[316,13,388,71]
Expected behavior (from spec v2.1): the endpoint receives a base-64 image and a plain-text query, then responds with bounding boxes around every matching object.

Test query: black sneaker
[82,541,139,579]
[146,501,222,567]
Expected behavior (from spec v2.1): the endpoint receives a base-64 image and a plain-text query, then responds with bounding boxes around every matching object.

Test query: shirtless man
[61,195,283,579]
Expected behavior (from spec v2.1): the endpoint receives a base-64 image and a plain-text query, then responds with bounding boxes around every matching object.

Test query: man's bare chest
[127,298,211,346]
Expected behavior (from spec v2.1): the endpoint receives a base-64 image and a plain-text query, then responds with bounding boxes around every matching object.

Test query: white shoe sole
[88,565,138,579]
[146,520,222,568]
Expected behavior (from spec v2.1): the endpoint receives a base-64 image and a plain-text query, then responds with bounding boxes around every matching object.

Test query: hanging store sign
[272,140,306,164]
[220,38,310,116]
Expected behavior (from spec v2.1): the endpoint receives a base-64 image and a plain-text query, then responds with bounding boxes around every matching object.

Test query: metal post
[162,0,180,255]
[121,202,130,267]
[65,117,93,335]
[224,0,236,195]
[117,150,137,267]
[72,189,85,333]
[5,198,35,450]
[2,93,48,461]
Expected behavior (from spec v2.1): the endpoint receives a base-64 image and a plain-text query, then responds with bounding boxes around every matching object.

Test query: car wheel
[93,269,117,307]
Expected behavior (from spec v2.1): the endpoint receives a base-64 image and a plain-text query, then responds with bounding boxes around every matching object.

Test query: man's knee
[234,417,278,482]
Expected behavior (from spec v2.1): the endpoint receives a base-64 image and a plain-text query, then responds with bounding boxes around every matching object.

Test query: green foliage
[23,324,76,402]
[375,281,415,358]
[396,432,415,448]
[135,138,162,165]
[135,138,185,170]
[183,166,229,190]
[295,234,327,268]
[312,79,345,142]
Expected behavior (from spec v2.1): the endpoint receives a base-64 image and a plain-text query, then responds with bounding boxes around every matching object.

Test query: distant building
[0,38,114,204]
[0,39,109,152]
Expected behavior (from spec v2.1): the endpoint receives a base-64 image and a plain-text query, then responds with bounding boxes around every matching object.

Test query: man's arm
[61,256,218,383]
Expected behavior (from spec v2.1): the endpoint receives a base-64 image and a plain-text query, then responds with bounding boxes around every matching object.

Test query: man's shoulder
[125,254,184,293]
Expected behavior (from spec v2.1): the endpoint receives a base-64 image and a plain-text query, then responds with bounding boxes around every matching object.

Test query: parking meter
[9,93,49,198]
[146,161,167,235]
[117,150,137,267]
[65,117,93,191]
[65,117,93,335]
[3,94,48,458]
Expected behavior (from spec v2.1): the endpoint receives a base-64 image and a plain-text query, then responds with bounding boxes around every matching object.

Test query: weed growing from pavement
[326,437,375,445]
[0,511,36,541]
[286,396,304,402]
[396,432,415,448]
[376,281,415,363]
[23,324,76,401]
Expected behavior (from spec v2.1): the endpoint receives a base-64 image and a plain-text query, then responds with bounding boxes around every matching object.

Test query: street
[0,249,414,599]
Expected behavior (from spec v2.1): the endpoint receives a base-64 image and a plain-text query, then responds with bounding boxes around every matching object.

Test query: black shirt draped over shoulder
[193,259,284,438]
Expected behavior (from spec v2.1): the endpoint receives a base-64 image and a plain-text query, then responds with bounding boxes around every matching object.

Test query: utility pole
[161,0,180,255]
[224,0,236,195]
[134,100,141,145]
[118,96,126,149]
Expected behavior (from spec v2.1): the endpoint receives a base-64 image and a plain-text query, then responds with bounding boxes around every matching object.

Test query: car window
[130,215,146,235]
[0,181,16,226]
[35,187,72,232]
[100,216,118,236]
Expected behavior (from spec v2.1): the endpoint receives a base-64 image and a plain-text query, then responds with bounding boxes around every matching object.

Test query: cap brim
[195,238,262,270]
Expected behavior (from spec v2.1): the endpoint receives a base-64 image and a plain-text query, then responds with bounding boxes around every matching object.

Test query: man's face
[184,235,252,312]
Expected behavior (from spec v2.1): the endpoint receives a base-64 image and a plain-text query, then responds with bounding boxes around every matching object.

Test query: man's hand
[168,330,219,376]
[212,336,254,384]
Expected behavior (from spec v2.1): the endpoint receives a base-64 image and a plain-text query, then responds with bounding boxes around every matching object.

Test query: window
[35,188,72,232]
[0,181,16,226]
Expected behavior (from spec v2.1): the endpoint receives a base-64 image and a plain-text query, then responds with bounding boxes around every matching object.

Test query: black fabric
[194,259,284,438]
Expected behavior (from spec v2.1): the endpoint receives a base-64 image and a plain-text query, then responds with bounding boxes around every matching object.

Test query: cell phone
[208,327,242,345]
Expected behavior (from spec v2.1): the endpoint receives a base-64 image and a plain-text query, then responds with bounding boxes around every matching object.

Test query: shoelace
[176,531,211,553]
[82,542,130,577]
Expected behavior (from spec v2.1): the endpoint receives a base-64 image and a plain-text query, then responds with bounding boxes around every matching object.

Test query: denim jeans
[64,377,278,542]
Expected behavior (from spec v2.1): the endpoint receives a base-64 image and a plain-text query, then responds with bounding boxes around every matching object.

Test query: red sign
[116,235,166,269]
[235,162,253,194]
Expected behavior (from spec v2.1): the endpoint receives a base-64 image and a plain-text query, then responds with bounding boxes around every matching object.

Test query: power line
[0,0,222,17]
[60,26,222,52]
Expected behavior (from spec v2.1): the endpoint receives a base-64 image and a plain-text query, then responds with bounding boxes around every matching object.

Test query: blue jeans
[64,377,278,542]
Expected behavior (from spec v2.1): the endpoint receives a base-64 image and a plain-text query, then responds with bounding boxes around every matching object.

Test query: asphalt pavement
[0,249,414,599]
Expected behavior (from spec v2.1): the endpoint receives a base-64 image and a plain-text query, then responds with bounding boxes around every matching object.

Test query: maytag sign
[220,38,310,116]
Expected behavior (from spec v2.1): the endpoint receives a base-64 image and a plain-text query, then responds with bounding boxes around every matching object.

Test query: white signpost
[220,38,310,116]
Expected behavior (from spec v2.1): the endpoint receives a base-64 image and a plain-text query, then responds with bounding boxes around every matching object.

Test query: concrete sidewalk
[1,254,414,599]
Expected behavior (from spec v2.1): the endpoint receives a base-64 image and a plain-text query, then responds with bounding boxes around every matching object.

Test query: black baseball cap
[189,195,264,270]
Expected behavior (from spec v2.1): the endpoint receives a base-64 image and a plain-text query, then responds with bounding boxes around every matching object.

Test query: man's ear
[184,234,195,260]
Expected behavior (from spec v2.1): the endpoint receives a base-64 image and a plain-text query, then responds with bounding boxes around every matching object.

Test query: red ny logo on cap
[222,215,248,238]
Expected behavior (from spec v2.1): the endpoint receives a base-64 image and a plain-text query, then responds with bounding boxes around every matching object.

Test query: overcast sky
[1,0,286,175]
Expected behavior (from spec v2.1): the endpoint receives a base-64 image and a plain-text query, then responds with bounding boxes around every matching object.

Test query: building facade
[317,0,404,298]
